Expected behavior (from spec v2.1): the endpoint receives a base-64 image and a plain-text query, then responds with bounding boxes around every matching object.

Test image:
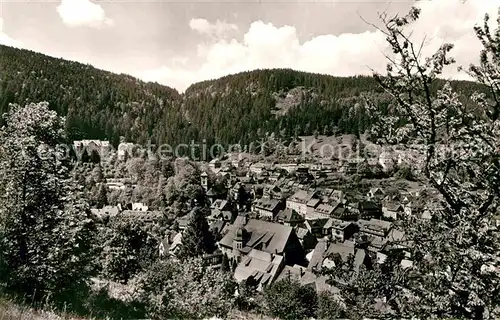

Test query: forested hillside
[0,45,181,146]
[179,70,387,147]
[180,69,489,147]
[0,44,488,148]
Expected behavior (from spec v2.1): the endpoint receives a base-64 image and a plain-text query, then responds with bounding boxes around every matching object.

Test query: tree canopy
[0,102,97,303]
[0,44,488,156]
[356,7,500,318]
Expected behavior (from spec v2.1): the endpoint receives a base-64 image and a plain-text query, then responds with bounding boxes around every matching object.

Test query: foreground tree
[177,206,215,259]
[317,291,346,320]
[132,260,178,319]
[100,219,158,283]
[365,7,500,318]
[134,258,236,319]
[164,158,205,213]
[264,279,317,320]
[0,102,97,303]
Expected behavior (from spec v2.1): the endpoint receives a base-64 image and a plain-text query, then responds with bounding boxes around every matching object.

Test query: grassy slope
[0,299,87,320]
[0,300,276,320]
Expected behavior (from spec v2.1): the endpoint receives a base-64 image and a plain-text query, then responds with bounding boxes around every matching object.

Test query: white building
[117,142,135,161]
[286,189,317,216]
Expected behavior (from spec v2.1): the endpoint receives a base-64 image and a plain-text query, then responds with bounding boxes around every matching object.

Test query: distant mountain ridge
[0,44,487,149]
[0,44,181,146]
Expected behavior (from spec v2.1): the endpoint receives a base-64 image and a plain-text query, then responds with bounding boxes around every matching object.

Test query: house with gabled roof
[268,170,283,183]
[305,198,322,218]
[252,198,284,220]
[368,187,385,200]
[308,239,368,276]
[359,201,382,219]
[286,189,317,216]
[311,203,339,220]
[207,209,233,224]
[233,249,285,292]
[274,208,304,227]
[211,199,231,212]
[323,218,359,242]
[218,218,306,266]
[332,206,358,221]
[420,200,444,220]
[159,230,179,258]
[322,242,356,266]
[365,236,388,254]
[330,190,346,203]
[307,238,329,271]
[158,232,182,258]
[322,188,334,197]
[382,202,404,220]
[275,264,339,294]
[358,218,392,240]
[206,188,217,204]
[209,158,222,174]
[263,184,285,200]
[403,199,424,216]
[304,218,329,238]
[383,187,402,202]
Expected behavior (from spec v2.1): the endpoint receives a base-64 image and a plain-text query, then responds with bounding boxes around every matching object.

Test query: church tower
[200,171,208,191]
[232,226,245,262]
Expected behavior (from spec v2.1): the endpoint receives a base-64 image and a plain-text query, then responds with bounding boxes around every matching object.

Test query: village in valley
[79,132,464,300]
[2,1,500,318]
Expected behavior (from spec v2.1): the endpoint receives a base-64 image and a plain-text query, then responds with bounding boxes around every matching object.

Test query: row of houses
[203,209,412,293]
[91,202,161,223]
[73,139,136,161]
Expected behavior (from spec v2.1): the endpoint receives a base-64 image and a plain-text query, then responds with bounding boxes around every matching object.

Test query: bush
[264,279,317,320]
[134,258,237,319]
[317,291,345,319]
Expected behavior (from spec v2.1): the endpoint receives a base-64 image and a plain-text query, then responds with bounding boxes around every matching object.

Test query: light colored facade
[286,189,317,216]
[117,142,134,161]
[252,198,282,220]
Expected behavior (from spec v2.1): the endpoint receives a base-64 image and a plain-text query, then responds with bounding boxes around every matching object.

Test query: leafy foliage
[317,291,345,320]
[0,102,97,303]
[164,158,204,214]
[264,279,317,320]
[178,206,216,259]
[131,260,178,319]
[364,7,500,319]
[134,258,236,319]
[99,219,159,283]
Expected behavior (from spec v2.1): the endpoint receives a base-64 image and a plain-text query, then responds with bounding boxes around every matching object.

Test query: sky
[1,0,500,92]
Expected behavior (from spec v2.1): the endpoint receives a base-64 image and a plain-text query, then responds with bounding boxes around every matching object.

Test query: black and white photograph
[0,0,499,319]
